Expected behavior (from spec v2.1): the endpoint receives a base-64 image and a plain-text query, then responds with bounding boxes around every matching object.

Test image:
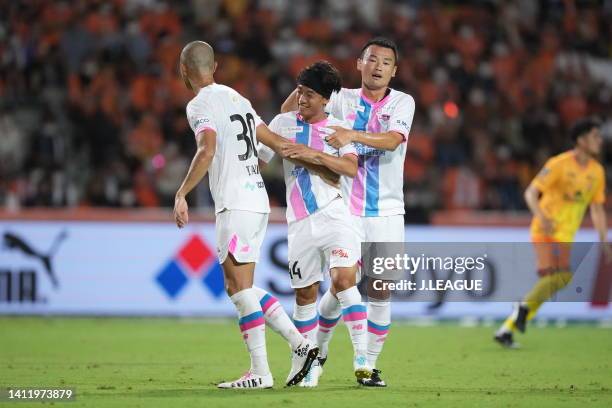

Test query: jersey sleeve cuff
[388,128,408,142]
[194,125,216,136]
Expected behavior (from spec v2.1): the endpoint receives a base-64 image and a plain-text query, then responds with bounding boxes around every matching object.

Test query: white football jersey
[326,88,415,217]
[186,83,270,214]
[258,112,357,223]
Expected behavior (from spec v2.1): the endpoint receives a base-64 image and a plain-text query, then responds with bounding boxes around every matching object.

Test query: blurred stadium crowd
[1,0,611,221]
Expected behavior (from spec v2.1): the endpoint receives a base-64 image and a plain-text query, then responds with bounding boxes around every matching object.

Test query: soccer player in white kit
[259,61,371,385]
[174,41,334,389]
[282,38,416,387]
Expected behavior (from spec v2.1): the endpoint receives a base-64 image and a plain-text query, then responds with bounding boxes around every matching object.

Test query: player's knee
[295,284,318,305]
[223,273,251,296]
[331,275,353,292]
[224,281,243,297]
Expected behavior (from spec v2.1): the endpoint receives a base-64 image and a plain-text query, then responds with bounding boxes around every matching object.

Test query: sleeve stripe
[195,125,216,135]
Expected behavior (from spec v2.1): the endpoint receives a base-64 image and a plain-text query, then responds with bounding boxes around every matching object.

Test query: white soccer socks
[366,300,391,369]
[336,287,368,357]
[252,286,303,350]
[317,289,342,359]
[293,302,318,340]
[230,288,270,376]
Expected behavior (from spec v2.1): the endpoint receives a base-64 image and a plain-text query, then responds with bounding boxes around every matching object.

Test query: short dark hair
[570,118,601,143]
[296,61,342,100]
[360,37,399,64]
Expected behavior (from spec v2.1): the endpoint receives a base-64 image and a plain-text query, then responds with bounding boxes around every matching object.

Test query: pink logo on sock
[377,337,386,343]
[352,324,363,330]
[243,333,249,340]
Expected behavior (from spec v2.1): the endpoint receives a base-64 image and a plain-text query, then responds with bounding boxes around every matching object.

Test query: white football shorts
[216,209,268,264]
[287,198,360,288]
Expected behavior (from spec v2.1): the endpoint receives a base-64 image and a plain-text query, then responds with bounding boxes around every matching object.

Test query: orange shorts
[531,236,571,276]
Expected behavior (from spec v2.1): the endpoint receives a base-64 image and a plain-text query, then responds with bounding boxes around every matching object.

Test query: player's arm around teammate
[282,139,358,177]
[281,43,408,152]
[257,124,341,186]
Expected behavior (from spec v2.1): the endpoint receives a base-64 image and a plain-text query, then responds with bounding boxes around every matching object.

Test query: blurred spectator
[0,0,610,220]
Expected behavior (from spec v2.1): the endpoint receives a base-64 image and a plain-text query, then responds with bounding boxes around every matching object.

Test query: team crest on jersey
[377,112,391,121]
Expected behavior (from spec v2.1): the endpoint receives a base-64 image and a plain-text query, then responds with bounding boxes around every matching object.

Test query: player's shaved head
[180,41,215,73]
[180,41,217,92]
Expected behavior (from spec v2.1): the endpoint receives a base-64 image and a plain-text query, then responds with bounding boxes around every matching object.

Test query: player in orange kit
[495,118,611,348]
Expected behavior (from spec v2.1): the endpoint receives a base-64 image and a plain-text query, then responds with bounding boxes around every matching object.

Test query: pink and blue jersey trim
[349,95,386,217]
[289,116,327,220]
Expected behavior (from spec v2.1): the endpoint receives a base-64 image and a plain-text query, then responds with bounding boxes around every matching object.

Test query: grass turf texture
[1,318,611,407]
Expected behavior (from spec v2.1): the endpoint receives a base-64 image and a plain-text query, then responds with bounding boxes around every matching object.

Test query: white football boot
[285,338,319,386]
[299,358,322,387]
[217,371,273,389]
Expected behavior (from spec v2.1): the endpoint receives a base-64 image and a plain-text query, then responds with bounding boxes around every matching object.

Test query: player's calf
[332,266,371,380]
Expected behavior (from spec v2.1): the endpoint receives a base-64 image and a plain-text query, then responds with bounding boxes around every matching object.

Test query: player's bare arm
[174,129,216,228]
[256,123,293,155]
[326,126,404,151]
[280,88,299,113]
[282,143,358,177]
[524,183,553,235]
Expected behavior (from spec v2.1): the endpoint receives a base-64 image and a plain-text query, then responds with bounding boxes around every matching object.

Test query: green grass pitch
[1,317,611,407]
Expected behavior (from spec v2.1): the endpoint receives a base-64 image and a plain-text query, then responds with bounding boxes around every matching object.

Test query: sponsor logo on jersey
[281,126,304,134]
[193,118,210,129]
[331,248,349,258]
[354,143,386,157]
[291,167,307,177]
